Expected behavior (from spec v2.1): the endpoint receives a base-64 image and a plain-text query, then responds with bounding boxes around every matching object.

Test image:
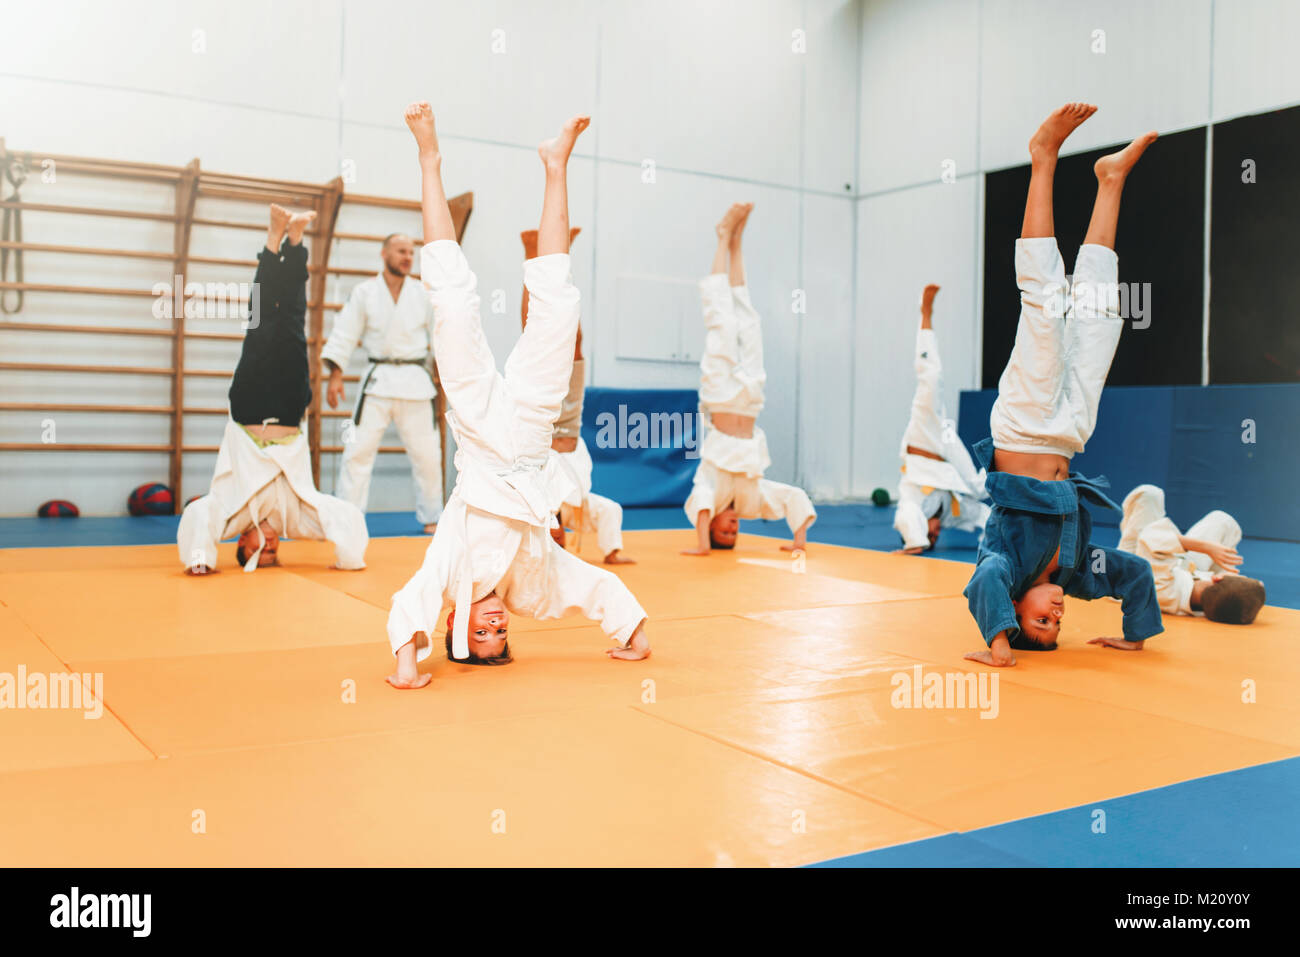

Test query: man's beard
[384,262,409,278]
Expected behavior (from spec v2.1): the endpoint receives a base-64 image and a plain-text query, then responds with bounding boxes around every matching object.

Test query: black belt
[353,357,434,424]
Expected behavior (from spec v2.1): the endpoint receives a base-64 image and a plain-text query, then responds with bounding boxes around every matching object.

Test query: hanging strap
[1,153,29,315]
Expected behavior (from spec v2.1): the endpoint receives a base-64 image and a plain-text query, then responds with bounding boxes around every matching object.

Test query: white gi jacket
[177,418,369,572]
[320,274,437,401]
[894,324,990,549]
[386,242,647,661]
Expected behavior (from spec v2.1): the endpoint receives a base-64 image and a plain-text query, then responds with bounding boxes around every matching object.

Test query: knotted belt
[353,356,434,424]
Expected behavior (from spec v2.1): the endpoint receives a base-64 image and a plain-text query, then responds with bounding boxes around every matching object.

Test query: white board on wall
[613,274,704,365]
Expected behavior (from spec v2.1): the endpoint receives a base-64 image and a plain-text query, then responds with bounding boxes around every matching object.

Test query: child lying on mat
[1118,484,1265,623]
[962,103,1164,668]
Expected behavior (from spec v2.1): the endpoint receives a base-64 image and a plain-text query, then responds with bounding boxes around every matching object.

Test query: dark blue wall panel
[959,384,1300,541]
[582,387,700,508]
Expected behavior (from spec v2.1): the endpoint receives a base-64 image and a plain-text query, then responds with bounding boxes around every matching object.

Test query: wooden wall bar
[0,139,471,511]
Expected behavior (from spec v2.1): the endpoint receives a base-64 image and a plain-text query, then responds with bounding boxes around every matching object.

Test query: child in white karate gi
[386,104,649,689]
[682,203,816,556]
[1118,484,1265,623]
[893,283,990,554]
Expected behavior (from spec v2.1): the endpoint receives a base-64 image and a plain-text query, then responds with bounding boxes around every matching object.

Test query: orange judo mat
[0,530,1296,866]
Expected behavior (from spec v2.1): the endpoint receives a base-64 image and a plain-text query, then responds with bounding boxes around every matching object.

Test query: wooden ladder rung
[0,402,173,414]
[0,321,172,337]
[0,200,177,222]
[0,442,172,452]
[191,216,323,234]
[0,241,174,261]
[0,282,157,298]
[0,362,173,376]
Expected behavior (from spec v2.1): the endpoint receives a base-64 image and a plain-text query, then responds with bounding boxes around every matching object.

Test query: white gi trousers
[698,273,765,418]
[322,274,444,526]
[990,238,1124,457]
[386,242,646,661]
[338,396,444,526]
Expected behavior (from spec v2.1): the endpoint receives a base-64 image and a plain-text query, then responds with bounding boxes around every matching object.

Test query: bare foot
[604,550,636,565]
[1094,131,1158,183]
[729,202,755,243]
[920,283,940,318]
[269,203,291,233]
[605,626,650,661]
[404,101,441,158]
[286,210,316,245]
[715,203,747,242]
[385,672,432,689]
[266,203,291,251]
[1028,102,1097,162]
[539,114,591,170]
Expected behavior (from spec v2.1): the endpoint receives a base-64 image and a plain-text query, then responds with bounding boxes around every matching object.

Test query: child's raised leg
[699,205,749,400]
[505,115,590,459]
[1083,131,1158,251]
[990,104,1095,456]
[728,204,766,394]
[405,102,456,244]
[902,285,945,454]
[728,203,753,287]
[1064,130,1158,448]
[404,102,509,459]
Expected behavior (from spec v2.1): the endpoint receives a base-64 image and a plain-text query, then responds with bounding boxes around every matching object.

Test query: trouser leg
[989,238,1073,454]
[1184,510,1242,574]
[337,395,391,512]
[1063,243,1123,451]
[393,397,445,525]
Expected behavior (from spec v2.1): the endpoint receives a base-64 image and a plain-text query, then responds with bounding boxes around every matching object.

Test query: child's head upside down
[962,103,1164,668]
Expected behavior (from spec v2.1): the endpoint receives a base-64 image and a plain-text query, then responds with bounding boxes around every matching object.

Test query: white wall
[849,0,1300,498]
[0,0,860,515]
[6,0,1300,516]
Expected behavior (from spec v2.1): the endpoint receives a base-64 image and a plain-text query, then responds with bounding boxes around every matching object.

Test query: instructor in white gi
[386,102,649,689]
[322,234,444,532]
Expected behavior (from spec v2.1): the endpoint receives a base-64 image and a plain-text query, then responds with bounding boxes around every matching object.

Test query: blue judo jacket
[963,438,1164,647]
